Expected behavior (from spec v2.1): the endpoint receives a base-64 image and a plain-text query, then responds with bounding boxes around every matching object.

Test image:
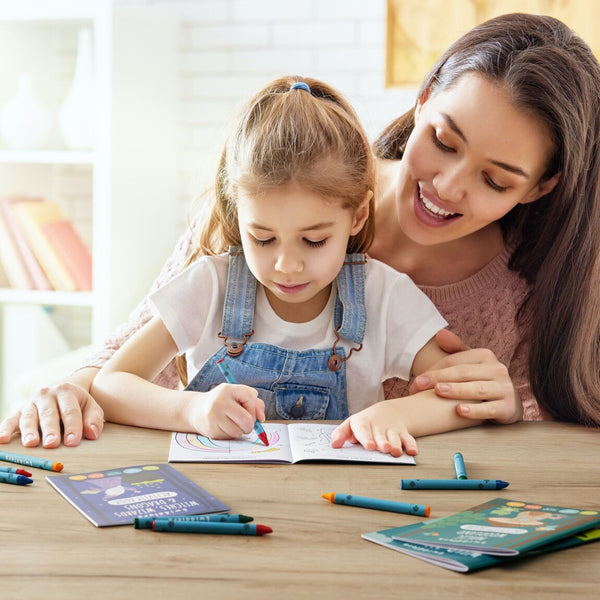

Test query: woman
[2,13,599,447]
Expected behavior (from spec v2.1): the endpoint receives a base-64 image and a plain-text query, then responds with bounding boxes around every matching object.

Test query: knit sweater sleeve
[77,221,199,389]
[383,244,542,421]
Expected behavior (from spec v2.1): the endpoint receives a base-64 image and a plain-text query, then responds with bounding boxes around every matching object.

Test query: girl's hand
[187,383,265,439]
[0,378,104,448]
[330,402,418,457]
[409,329,523,424]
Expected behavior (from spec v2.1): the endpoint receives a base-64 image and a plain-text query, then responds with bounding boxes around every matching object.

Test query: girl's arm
[332,333,522,456]
[91,317,265,439]
[0,221,198,448]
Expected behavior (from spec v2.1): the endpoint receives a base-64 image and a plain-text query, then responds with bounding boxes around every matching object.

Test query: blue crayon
[134,514,253,529]
[453,452,468,479]
[0,450,63,472]
[216,358,269,446]
[0,472,33,485]
[322,493,430,517]
[401,479,509,490]
[152,520,272,535]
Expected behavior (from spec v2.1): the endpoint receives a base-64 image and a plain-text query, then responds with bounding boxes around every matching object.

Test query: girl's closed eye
[251,235,275,246]
[304,238,326,248]
[483,174,508,192]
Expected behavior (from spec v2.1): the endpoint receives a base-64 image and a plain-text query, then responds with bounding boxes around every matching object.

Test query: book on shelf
[169,422,416,465]
[42,220,92,291]
[10,199,92,292]
[362,497,600,572]
[0,196,51,290]
[46,463,230,527]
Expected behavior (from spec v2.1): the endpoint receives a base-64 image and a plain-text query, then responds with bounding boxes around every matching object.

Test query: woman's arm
[0,220,199,448]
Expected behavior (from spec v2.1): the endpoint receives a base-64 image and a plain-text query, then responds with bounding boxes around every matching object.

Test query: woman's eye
[484,174,508,192]
[432,130,455,152]
[304,238,326,248]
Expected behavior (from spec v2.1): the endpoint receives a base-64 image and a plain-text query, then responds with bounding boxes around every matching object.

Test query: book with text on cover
[47,463,230,527]
[168,422,416,465]
[362,498,600,572]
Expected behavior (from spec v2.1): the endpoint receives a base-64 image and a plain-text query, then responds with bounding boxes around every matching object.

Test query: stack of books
[0,196,92,292]
[363,497,600,573]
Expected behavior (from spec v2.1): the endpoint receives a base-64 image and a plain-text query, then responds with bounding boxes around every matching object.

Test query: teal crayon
[0,472,33,485]
[216,358,269,446]
[453,452,468,479]
[401,479,509,490]
[152,520,272,535]
[0,466,32,477]
[322,492,430,517]
[0,450,63,472]
[134,514,253,529]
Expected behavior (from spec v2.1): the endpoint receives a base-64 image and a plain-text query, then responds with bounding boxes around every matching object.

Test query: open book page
[169,423,294,463]
[287,423,416,465]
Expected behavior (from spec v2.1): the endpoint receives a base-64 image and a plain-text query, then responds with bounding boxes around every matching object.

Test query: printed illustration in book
[47,463,229,527]
[169,422,416,465]
[363,498,600,572]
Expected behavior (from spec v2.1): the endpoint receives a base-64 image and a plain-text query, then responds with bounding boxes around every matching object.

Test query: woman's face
[394,73,560,246]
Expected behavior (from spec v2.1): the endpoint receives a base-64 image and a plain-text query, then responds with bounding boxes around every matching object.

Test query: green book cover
[362,498,600,571]
[363,522,600,573]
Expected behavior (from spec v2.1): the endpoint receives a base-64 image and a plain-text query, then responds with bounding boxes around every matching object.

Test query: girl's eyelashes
[249,235,326,248]
[484,174,508,192]
[251,235,274,246]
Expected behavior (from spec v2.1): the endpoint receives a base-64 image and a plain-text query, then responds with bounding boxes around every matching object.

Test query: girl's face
[395,73,560,246]
[237,182,369,323]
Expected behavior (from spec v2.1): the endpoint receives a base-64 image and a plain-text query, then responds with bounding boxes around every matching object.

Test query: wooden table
[1,421,599,599]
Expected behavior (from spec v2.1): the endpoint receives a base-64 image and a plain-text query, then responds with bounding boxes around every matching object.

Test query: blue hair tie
[290,82,311,94]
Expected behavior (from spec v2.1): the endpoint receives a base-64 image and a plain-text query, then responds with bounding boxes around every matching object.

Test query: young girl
[91,77,493,456]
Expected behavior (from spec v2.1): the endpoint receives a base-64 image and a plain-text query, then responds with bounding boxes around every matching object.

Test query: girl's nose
[275,250,303,273]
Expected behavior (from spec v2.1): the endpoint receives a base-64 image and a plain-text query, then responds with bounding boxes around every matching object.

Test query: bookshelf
[0,1,179,415]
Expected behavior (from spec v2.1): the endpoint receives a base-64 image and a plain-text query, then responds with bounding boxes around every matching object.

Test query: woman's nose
[433,164,468,204]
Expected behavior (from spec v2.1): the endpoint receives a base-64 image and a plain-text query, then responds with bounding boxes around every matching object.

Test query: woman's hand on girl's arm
[0,367,104,448]
[410,329,523,424]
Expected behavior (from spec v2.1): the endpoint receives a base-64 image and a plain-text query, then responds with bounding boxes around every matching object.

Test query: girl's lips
[274,282,310,294]
[413,187,461,227]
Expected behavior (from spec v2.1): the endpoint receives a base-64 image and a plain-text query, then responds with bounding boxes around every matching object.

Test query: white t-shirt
[150,254,447,415]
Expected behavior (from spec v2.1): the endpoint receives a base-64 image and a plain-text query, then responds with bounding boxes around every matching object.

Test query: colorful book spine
[12,200,77,291]
[0,197,52,290]
[42,220,92,291]
[0,204,35,289]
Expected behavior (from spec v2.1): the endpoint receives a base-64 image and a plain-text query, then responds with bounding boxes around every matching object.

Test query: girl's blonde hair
[188,75,375,264]
[177,76,375,384]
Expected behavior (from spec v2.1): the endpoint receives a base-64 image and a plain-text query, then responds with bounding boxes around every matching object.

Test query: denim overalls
[185,248,367,420]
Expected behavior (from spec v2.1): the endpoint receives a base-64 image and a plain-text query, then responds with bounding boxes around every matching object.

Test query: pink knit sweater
[82,223,541,420]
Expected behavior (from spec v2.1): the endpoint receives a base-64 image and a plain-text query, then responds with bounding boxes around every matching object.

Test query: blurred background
[0,0,594,417]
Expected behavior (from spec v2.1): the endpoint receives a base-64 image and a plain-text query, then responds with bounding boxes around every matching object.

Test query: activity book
[362,497,600,572]
[47,463,229,527]
[168,422,416,465]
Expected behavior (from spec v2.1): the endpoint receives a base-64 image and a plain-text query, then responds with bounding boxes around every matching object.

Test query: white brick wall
[132,0,418,227]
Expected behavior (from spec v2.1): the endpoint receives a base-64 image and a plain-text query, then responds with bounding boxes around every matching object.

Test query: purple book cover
[47,463,229,527]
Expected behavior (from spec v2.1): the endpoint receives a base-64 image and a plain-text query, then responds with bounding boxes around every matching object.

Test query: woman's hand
[409,330,523,424]
[0,368,105,448]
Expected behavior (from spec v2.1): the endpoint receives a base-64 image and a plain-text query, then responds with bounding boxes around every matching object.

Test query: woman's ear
[350,191,373,235]
[520,172,561,205]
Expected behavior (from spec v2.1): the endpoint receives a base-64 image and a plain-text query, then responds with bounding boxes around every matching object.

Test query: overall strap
[333,253,367,345]
[219,247,257,353]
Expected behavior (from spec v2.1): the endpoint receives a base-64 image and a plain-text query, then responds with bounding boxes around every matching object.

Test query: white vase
[0,73,50,150]
[58,28,94,150]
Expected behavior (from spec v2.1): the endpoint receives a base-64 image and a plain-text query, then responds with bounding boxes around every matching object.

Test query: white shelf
[0,288,93,307]
[0,149,94,165]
